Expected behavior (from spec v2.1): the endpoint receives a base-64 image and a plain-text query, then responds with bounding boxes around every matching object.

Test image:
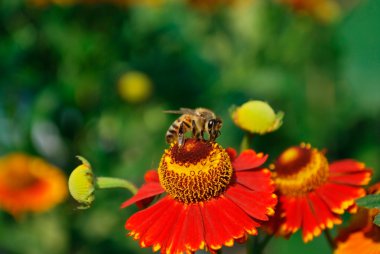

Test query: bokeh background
[0,0,379,253]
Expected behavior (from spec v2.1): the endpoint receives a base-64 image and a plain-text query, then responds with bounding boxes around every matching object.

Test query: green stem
[246,236,255,254]
[247,233,273,254]
[257,234,273,254]
[96,177,138,194]
[240,132,253,152]
[323,229,336,250]
[216,248,222,254]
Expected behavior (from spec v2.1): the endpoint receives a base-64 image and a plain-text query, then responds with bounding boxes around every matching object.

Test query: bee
[164,107,222,147]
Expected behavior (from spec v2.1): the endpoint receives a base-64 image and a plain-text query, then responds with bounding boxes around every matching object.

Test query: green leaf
[356,194,380,209]
[373,214,380,227]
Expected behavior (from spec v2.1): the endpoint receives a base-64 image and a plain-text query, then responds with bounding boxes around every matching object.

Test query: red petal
[121,182,164,208]
[232,150,268,171]
[126,197,173,243]
[307,192,341,230]
[183,204,206,251]
[160,204,187,254]
[225,148,237,161]
[300,197,321,242]
[162,203,206,253]
[316,183,365,214]
[225,184,276,221]
[329,160,368,173]
[280,196,302,234]
[144,170,160,183]
[217,196,260,236]
[235,169,274,193]
[329,171,372,186]
[201,199,234,250]
[127,197,183,250]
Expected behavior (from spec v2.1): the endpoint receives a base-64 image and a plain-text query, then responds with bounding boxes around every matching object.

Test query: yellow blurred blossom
[0,153,67,217]
[117,71,153,104]
[232,100,283,134]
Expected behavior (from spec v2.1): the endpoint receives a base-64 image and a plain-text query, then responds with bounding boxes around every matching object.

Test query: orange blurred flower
[269,143,371,242]
[279,0,341,23]
[335,183,380,254]
[121,139,277,253]
[187,0,251,11]
[0,153,67,217]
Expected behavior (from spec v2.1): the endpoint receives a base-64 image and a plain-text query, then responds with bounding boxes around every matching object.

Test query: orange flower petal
[335,230,380,254]
[121,181,164,208]
[225,183,276,221]
[0,153,67,217]
[232,150,268,171]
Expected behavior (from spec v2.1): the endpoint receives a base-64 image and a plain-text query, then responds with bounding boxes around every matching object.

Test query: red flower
[270,143,372,242]
[121,139,277,253]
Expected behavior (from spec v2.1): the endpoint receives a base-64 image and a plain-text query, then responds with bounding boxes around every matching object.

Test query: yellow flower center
[158,139,233,203]
[273,143,329,197]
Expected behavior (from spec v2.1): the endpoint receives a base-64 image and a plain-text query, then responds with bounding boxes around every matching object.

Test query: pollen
[273,144,330,197]
[158,139,233,204]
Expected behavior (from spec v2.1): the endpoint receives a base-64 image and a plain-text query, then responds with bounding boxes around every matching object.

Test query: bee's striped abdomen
[165,115,192,144]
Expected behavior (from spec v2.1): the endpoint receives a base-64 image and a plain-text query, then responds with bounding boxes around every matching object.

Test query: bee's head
[207,117,223,141]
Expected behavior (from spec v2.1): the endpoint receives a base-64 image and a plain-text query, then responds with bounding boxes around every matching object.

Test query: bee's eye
[208,120,214,129]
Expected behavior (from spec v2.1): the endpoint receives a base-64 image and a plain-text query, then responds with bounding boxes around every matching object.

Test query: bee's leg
[192,120,201,140]
[178,121,185,147]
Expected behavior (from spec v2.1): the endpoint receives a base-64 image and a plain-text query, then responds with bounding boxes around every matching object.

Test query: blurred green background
[0,0,379,253]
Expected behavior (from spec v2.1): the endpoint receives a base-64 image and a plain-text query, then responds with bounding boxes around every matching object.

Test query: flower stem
[247,233,273,254]
[240,132,253,152]
[96,177,138,194]
[323,229,337,250]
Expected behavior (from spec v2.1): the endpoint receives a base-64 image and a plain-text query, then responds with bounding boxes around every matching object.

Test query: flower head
[0,153,67,217]
[232,100,283,135]
[68,156,95,209]
[122,139,277,253]
[270,143,372,242]
[334,183,380,254]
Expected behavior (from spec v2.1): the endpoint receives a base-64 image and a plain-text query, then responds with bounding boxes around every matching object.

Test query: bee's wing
[163,108,199,116]
[163,110,185,115]
[179,108,200,116]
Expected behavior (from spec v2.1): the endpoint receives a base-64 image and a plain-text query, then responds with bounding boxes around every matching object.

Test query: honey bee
[164,107,222,147]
